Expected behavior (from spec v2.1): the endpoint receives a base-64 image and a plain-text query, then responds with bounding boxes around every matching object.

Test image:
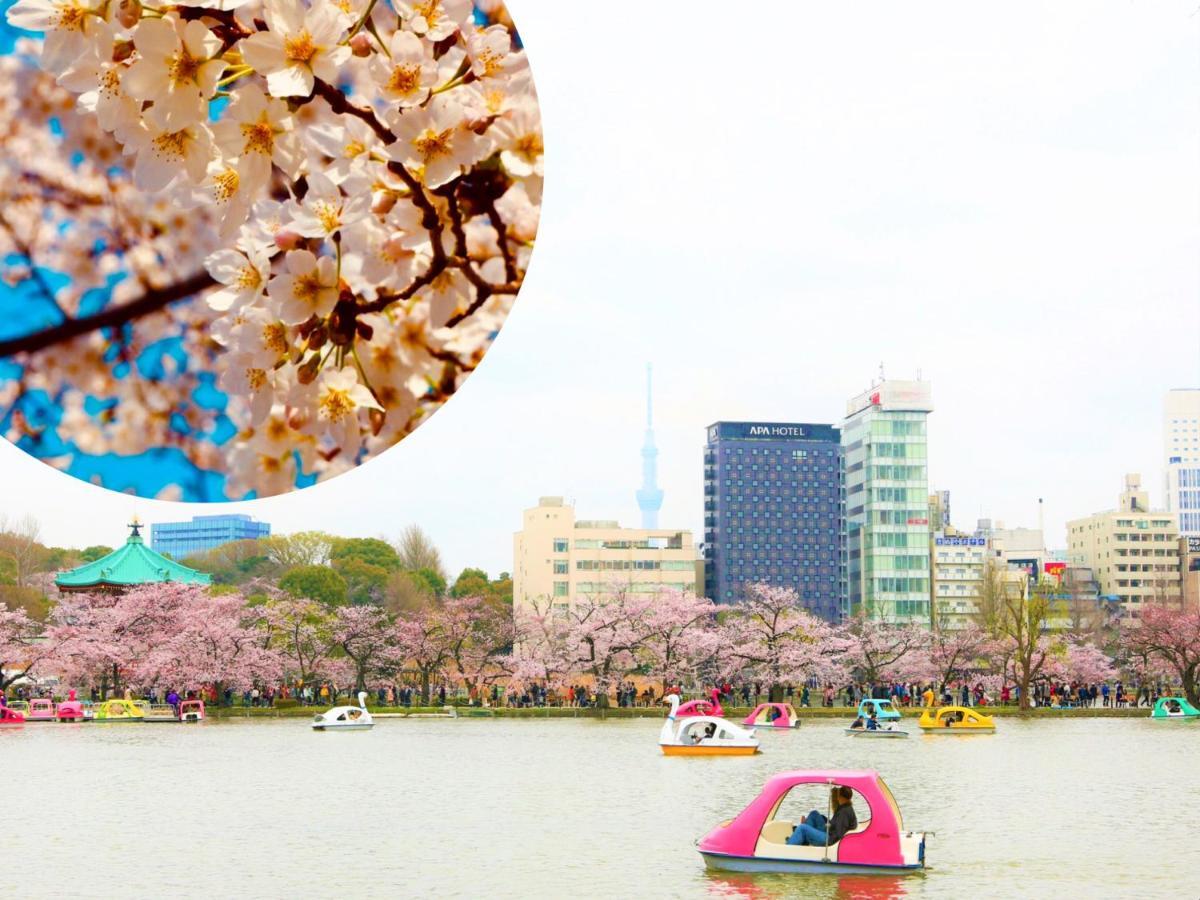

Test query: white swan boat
[660,695,760,756]
[312,691,375,731]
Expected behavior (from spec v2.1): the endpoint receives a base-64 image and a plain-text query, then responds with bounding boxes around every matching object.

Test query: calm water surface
[2,716,1195,899]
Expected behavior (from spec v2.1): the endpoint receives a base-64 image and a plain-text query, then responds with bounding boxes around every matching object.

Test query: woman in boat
[787,786,857,846]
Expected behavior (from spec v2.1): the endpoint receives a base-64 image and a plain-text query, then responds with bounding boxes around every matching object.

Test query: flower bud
[274,229,303,252]
[296,355,320,385]
[112,39,135,63]
[350,33,373,57]
[306,324,328,351]
[371,191,397,216]
[369,408,386,436]
[116,0,141,28]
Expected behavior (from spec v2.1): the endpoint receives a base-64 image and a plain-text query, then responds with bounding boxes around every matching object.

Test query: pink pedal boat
[697,769,928,875]
[56,689,87,722]
[743,702,800,729]
[25,698,57,721]
[0,705,25,725]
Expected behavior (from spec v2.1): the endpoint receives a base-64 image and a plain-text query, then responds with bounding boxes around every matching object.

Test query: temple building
[54,520,213,593]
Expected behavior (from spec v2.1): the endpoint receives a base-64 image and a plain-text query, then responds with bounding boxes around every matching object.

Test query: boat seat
[760,820,795,843]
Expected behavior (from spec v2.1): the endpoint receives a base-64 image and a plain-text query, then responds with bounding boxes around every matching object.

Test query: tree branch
[0,270,217,358]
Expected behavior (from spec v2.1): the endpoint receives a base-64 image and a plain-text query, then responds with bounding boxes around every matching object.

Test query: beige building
[1067,474,1181,619]
[929,530,988,628]
[513,497,700,614]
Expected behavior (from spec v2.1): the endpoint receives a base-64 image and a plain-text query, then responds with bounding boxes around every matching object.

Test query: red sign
[907,517,928,525]
[870,392,881,405]
[1044,562,1066,582]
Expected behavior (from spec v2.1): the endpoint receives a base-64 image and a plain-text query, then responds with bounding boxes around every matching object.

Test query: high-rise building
[929,530,988,628]
[1164,388,1200,536]
[843,379,933,624]
[150,514,271,560]
[635,364,664,529]
[512,497,699,614]
[1066,474,1181,619]
[703,421,844,620]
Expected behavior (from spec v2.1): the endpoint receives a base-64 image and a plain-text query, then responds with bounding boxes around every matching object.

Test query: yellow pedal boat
[917,706,995,733]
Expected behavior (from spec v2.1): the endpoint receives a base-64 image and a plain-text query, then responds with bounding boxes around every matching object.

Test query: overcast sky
[2,0,1197,576]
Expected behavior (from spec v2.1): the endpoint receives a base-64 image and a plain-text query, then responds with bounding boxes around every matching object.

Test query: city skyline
[0,1,1196,579]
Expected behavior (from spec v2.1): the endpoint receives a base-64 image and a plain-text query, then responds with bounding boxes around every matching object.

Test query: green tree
[394,525,444,579]
[280,565,348,607]
[80,545,113,562]
[265,532,335,568]
[487,572,513,607]
[334,558,391,605]
[331,537,401,572]
[411,566,447,598]
[451,567,489,598]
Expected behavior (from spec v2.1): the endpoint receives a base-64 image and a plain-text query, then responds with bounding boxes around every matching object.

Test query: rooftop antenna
[879,361,886,382]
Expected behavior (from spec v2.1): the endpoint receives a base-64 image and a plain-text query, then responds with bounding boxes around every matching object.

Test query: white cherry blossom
[267,248,340,324]
[123,16,226,130]
[240,0,351,98]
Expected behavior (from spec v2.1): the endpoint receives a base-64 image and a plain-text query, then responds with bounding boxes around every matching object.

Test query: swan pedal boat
[1150,697,1200,719]
[312,692,374,731]
[56,691,86,722]
[743,702,800,729]
[917,705,995,733]
[698,769,927,874]
[661,695,759,755]
[0,705,25,725]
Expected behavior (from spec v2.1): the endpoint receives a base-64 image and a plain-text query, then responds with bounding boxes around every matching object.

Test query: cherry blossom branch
[0,270,216,358]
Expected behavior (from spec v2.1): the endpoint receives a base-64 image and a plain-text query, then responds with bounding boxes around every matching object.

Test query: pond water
[2,716,1194,898]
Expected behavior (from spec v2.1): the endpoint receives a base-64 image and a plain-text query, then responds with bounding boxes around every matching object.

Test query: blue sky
[1,0,1197,578]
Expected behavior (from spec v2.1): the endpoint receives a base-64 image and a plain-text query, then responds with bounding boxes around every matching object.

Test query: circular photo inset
[0,0,541,499]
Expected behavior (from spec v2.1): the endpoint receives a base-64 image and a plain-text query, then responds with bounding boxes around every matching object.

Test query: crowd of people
[1,676,1187,711]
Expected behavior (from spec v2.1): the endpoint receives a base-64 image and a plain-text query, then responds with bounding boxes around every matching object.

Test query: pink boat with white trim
[743,702,800,729]
[697,769,927,875]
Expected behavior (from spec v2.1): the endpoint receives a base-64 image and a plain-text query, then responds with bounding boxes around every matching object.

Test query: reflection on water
[2,717,1194,899]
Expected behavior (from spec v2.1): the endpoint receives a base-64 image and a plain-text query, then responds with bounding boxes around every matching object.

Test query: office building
[150,514,271,560]
[929,531,988,628]
[843,379,933,623]
[1164,389,1200,536]
[1066,474,1181,618]
[513,497,699,614]
[703,421,844,620]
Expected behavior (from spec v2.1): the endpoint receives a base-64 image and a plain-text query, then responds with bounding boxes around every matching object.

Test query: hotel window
[553,581,569,596]
[553,560,568,574]
[553,538,569,552]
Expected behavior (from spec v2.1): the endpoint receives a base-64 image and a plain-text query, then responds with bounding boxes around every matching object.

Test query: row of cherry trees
[2,582,1197,707]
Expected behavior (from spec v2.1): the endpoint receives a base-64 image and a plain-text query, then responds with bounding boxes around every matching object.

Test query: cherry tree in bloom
[0,606,54,691]
[838,614,929,687]
[1,0,542,500]
[717,583,849,700]
[261,596,341,684]
[436,594,514,701]
[133,588,282,692]
[1121,604,1200,706]
[333,603,403,691]
[636,589,718,689]
[923,623,989,689]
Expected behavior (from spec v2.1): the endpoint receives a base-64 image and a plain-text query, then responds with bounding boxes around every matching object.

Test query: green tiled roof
[55,530,212,590]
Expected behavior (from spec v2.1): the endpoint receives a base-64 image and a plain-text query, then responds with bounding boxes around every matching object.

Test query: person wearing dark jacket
[787,786,858,846]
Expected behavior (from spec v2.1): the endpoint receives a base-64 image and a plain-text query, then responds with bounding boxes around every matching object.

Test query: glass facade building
[843,380,933,624]
[150,514,271,560]
[703,421,845,621]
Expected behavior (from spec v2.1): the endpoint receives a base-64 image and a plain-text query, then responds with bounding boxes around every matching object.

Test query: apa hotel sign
[710,422,840,443]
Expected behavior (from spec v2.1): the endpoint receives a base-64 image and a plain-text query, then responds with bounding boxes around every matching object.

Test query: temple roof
[54,521,212,591]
